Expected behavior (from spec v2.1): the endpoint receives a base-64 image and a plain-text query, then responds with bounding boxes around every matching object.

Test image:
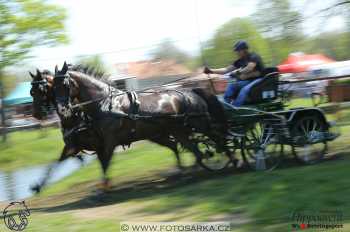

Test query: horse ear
[36,68,42,78]
[55,65,58,74]
[62,61,68,73]
[29,71,35,78]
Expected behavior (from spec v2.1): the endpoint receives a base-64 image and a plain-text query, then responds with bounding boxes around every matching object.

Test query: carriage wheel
[291,116,327,164]
[195,134,236,171]
[241,121,283,171]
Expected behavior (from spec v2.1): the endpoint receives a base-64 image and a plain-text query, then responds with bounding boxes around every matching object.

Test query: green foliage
[0,0,68,70]
[151,38,198,70]
[302,31,350,61]
[254,0,302,40]
[202,18,271,68]
[151,39,189,63]
[200,0,350,67]
[0,128,63,171]
[253,0,304,65]
[0,73,17,95]
[76,55,109,76]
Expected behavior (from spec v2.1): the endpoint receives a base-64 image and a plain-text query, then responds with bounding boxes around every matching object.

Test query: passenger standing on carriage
[204,40,265,106]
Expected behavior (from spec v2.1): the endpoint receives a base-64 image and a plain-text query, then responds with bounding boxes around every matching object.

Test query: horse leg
[96,146,114,192]
[149,137,183,169]
[31,145,78,193]
[172,132,204,169]
[76,154,85,164]
[188,117,237,168]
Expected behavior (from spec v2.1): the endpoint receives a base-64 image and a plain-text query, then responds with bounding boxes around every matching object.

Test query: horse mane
[68,64,110,83]
[42,69,53,76]
[67,63,121,94]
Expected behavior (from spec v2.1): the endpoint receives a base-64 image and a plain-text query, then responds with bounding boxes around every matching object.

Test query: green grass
[42,141,192,195]
[1,102,350,231]
[0,138,348,232]
[287,97,314,108]
[0,128,63,171]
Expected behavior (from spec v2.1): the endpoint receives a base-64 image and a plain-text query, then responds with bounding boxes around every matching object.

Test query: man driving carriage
[204,40,265,106]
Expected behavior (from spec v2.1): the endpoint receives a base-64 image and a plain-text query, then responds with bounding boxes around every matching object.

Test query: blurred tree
[202,18,271,68]
[254,0,303,64]
[151,39,189,63]
[0,0,68,141]
[151,39,197,70]
[316,1,350,31]
[254,0,302,39]
[76,55,108,78]
[304,32,350,61]
[0,0,68,69]
[1,73,17,96]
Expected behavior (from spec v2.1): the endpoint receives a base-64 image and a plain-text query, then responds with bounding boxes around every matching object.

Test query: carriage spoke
[194,133,235,171]
[241,120,282,171]
[291,116,327,164]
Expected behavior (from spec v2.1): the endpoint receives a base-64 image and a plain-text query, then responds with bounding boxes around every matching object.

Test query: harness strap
[127,91,140,119]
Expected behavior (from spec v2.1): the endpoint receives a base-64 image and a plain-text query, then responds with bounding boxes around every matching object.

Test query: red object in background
[277,53,335,73]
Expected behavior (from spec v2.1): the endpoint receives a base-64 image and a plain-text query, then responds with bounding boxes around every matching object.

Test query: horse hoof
[102,181,112,192]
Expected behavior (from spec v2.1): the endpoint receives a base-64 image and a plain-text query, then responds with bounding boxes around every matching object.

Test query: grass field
[1,137,350,231]
[0,100,350,231]
[0,128,63,171]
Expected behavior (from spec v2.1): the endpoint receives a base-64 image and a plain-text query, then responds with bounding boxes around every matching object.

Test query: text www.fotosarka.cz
[120,222,236,232]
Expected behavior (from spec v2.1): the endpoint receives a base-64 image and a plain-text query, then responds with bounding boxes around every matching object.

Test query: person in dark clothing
[204,40,265,106]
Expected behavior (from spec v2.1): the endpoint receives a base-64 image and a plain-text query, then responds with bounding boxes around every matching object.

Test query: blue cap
[233,40,249,51]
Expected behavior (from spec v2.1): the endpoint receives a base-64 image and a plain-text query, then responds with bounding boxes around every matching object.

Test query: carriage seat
[244,67,279,105]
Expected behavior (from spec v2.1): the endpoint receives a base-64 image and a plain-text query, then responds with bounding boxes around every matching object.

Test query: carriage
[29,63,342,195]
[203,67,340,171]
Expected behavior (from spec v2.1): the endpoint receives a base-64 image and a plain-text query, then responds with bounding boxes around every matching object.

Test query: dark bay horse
[30,68,186,192]
[30,69,101,192]
[52,62,232,189]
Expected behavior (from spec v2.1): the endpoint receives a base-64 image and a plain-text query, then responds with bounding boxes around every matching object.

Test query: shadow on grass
[33,166,244,212]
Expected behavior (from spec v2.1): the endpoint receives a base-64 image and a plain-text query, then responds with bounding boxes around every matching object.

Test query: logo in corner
[3,201,31,231]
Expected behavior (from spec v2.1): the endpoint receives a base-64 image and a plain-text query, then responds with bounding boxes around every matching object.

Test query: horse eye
[30,89,35,96]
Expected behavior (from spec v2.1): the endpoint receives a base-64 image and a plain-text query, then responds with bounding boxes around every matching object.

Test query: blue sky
[27,0,345,70]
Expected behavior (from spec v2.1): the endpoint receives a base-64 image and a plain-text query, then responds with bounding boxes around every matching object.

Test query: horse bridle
[53,72,121,113]
[31,78,52,108]
[53,72,76,118]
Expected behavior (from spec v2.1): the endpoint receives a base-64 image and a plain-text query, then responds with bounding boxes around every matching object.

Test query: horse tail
[191,88,228,132]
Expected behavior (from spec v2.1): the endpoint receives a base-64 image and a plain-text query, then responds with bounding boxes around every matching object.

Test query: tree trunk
[0,74,7,142]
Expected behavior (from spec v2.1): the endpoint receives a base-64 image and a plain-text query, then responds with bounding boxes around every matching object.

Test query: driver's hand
[229,69,241,78]
[203,66,213,74]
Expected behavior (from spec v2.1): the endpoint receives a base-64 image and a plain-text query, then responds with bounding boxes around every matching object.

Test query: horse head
[54,62,120,118]
[53,62,80,118]
[30,68,54,120]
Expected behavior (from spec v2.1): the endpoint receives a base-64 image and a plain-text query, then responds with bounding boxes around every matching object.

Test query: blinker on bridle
[30,78,52,115]
[54,72,76,118]
[55,73,70,85]
[30,79,49,96]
